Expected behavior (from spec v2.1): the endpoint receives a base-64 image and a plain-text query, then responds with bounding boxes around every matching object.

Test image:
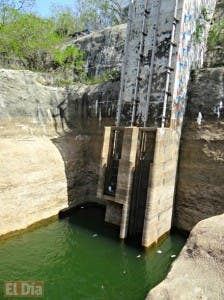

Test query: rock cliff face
[204,0,224,68]
[174,0,224,232]
[0,137,68,236]
[74,24,126,78]
[174,68,224,231]
[0,69,119,135]
[147,214,224,299]
[0,24,126,84]
[0,68,119,237]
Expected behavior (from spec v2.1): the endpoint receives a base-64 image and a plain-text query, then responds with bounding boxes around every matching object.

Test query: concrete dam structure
[97,0,217,247]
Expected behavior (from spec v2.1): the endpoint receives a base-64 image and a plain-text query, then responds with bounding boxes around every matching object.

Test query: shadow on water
[59,203,152,251]
[59,203,120,242]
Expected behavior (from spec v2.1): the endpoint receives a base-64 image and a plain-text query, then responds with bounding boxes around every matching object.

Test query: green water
[0,206,186,300]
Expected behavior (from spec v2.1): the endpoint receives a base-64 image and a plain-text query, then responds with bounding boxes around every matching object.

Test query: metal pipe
[161,0,179,128]
[144,0,161,127]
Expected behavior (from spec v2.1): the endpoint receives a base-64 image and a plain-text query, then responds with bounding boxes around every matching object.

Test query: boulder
[147,214,224,300]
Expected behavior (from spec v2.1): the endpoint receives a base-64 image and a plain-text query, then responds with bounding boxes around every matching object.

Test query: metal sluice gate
[103,127,124,196]
[127,129,155,238]
[98,126,156,241]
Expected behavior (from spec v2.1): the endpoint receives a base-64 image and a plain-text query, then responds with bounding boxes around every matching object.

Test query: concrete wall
[100,0,217,246]
[116,127,140,238]
[119,0,177,125]
[170,0,217,130]
[142,128,179,247]
[117,0,216,127]
[105,202,123,226]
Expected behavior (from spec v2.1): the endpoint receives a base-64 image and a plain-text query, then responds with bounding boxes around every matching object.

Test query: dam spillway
[97,127,179,247]
[97,0,217,247]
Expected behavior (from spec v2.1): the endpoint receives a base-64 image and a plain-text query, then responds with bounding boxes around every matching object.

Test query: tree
[75,0,128,31]
[0,0,35,27]
[0,10,84,72]
[54,11,76,36]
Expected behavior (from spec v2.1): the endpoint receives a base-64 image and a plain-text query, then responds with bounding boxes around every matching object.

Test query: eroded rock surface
[175,67,224,231]
[0,137,68,236]
[74,24,126,78]
[0,68,119,236]
[147,214,224,300]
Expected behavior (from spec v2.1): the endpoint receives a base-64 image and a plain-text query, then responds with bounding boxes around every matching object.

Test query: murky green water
[0,205,186,300]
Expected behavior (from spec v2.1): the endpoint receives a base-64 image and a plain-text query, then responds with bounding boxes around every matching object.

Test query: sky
[33,0,76,18]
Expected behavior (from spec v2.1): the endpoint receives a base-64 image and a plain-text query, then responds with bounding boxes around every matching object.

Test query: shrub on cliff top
[0,9,85,73]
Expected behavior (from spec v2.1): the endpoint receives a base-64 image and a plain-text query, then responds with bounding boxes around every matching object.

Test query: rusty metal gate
[104,127,124,196]
[128,129,156,239]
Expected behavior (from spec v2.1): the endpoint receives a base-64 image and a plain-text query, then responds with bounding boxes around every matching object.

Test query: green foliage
[0,0,35,26]
[82,69,120,85]
[103,69,120,81]
[0,9,85,73]
[201,7,211,22]
[54,45,85,71]
[0,12,59,62]
[194,20,205,42]
[208,20,224,48]
[76,0,128,31]
[193,8,211,43]
[53,11,76,37]
[0,0,123,81]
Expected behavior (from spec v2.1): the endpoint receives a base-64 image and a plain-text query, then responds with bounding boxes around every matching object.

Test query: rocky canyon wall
[174,0,224,231]
[0,69,119,237]
[73,24,126,78]
[1,0,223,238]
[174,67,224,231]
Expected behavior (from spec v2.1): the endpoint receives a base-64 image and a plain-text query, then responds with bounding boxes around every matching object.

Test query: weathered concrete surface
[147,214,224,300]
[0,137,68,236]
[175,68,224,231]
[118,0,216,126]
[143,128,179,247]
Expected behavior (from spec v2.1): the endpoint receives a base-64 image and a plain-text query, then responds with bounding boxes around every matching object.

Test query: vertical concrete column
[116,127,139,239]
[119,170,134,239]
[142,128,178,247]
[97,127,112,199]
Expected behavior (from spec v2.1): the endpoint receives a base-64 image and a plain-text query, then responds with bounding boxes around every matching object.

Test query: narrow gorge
[0,0,223,299]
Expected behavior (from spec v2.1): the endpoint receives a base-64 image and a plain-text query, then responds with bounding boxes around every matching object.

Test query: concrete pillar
[142,128,179,247]
[97,127,112,199]
[115,127,140,239]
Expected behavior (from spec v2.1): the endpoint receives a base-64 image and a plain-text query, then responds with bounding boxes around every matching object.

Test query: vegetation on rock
[0,0,126,82]
[208,17,224,48]
[75,0,128,31]
[0,7,85,72]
